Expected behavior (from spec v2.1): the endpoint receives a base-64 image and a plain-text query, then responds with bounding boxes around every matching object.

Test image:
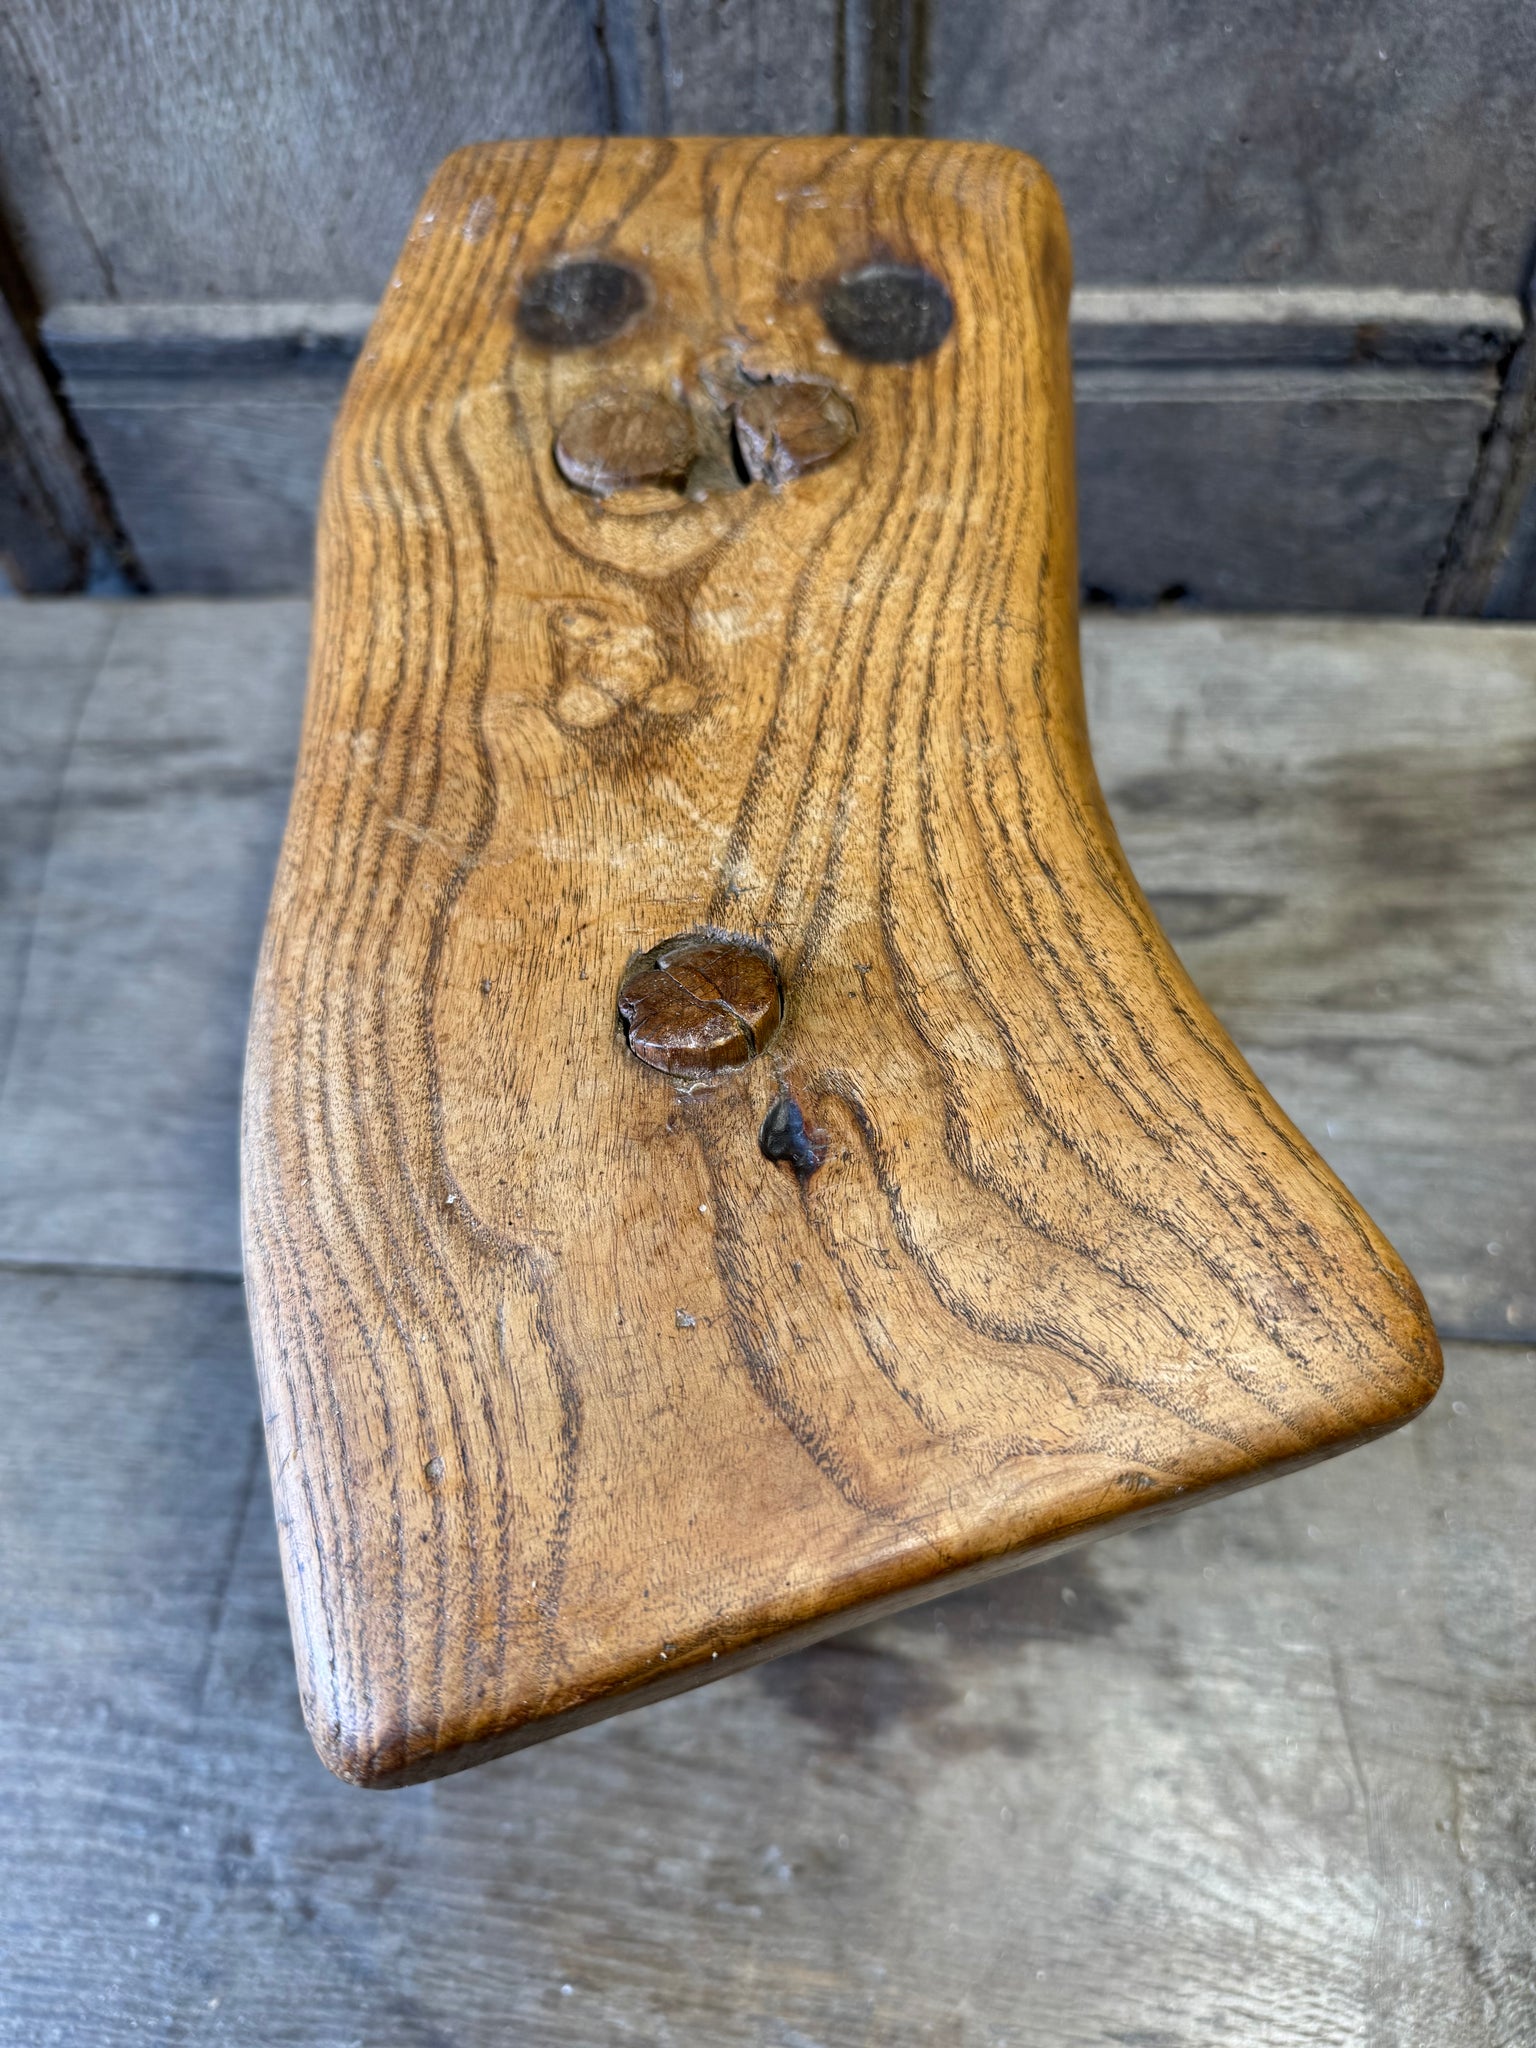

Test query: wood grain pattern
[7,0,1536,303]
[4,1265,1529,2046]
[5,603,1533,2037]
[241,138,1441,1787]
[6,600,1531,1330]
[601,0,850,135]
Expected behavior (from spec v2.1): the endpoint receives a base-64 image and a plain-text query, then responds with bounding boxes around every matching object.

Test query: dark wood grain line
[263,150,547,1768]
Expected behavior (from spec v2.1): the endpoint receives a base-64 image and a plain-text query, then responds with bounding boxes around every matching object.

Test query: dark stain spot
[760,1093,823,1176]
[1109,770,1266,822]
[757,1640,956,1744]
[822,262,953,362]
[517,259,647,349]
[1145,888,1280,942]
[1352,321,1384,363]
[927,1719,1039,1760]
[887,1553,1127,1648]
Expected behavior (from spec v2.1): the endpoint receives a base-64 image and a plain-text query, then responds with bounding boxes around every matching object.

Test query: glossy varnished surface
[240,140,1440,1785]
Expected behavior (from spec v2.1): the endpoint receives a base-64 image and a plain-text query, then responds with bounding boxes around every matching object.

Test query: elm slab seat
[240,137,1441,1787]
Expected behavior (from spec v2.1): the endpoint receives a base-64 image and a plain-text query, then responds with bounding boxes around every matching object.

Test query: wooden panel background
[1,0,1535,604]
[930,0,1536,292]
[0,0,602,301]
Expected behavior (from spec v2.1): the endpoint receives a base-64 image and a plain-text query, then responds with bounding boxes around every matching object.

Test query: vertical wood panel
[0,13,113,302]
[42,294,1512,608]
[600,0,849,133]
[0,0,604,302]
[1434,310,1536,615]
[926,0,1536,292]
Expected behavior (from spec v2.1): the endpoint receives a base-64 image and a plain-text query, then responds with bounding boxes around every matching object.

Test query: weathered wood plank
[1071,286,1524,368]
[0,602,1530,1352]
[42,303,373,594]
[6,2,1535,616]
[1075,363,1496,611]
[0,601,307,1273]
[0,14,110,304]
[1,1259,1529,2041]
[928,0,1536,295]
[1492,480,1536,619]
[51,374,347,596]
[601,0,848,132]
[598,0,923,139]
[1083,615,1536,1342]
[8,1,1536,305]
[0,1,603,304]
[0,604,117,1083]
[1448,313,1536,619]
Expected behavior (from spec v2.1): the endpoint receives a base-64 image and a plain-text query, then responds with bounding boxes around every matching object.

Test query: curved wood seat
[242,137,1440,1786]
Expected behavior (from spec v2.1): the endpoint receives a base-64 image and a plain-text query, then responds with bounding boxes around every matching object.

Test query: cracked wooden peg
[242,138,1441,1787]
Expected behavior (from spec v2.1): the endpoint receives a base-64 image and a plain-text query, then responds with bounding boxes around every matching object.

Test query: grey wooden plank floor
[1,601,1532,2047]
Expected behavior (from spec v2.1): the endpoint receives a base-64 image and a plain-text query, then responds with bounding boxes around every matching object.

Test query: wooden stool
[242,138,1440,1786]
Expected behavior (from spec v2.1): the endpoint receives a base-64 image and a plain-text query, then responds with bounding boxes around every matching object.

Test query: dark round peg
[733,381,856,487]
[554,391,697,496]
[517,259,647,349]
[821,262,953,363]
[618,933,782,1077]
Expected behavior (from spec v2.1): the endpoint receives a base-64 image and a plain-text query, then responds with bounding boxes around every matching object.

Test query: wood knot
[618,932,782,1077]
[759,1092,824,1176]
[547,605,695,728]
